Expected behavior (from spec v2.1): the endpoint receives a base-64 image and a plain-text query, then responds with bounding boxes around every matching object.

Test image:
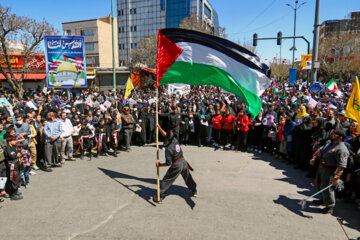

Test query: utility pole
[286,0,306,68]
[111,0,116,96]
[311,0,321,83]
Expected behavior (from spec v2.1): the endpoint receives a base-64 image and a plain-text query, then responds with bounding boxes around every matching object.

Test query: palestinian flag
[156,28,271,117]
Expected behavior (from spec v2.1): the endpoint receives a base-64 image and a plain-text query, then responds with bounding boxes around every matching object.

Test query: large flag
[124,77,134,99]
[156,28,271,117]
[345,77,360,130]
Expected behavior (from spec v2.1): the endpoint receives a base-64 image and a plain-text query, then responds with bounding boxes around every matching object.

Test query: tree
[318,33,360,82]
[0,5,57,97]
[269,61,290,80]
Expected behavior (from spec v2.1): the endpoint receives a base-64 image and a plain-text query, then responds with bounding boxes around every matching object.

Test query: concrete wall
[97,17,119,68]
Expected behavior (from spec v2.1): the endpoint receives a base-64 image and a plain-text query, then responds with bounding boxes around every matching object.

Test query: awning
[0,73,47,80]
[87,75,95,79]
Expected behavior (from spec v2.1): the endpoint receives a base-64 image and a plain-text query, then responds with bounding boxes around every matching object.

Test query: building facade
[320,11,360,40]
[62,16,119,69]
[117,0,219,66]
[62,16,127,90]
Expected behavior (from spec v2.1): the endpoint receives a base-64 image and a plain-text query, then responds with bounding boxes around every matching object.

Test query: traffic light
[253,33,258,47]
[277,32,282,45]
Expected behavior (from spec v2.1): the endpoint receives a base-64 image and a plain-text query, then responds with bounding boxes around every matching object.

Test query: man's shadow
[98,168,195,209]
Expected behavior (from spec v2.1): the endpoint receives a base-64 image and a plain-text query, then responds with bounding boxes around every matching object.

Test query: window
[130,26,137,32]
[204,4,211,19]
[130,8,137,14]
[119,27,125,33]
[118,9,124,16]
[85,43,95,51]
[119,44,125,49]
[81,29,95,36]
[160,0,165,10]
[131,43,137,49]
[66,30,71,35]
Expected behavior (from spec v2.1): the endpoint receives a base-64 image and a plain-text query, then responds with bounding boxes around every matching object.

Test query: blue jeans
[20,166,32,184]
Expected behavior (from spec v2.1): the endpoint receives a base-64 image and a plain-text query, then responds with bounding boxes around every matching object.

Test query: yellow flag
[124,77,134,99]
[345,76,360,131]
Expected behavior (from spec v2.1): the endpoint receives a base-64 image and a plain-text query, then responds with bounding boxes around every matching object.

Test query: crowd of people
[0,81,359,213]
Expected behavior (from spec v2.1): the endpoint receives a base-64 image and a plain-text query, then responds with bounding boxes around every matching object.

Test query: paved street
[0,145,359,240]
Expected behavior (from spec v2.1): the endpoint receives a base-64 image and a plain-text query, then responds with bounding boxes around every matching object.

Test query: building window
[130,8,137,14]
[130,26,137,32]
[118,9,124,16]
[81,29,95,36]
[119,27,125,33]
[204,4,211,19]
[85,43,95,51]
[119,43,125,49]
[160,0,165,10]
[66,30,71,35]
[131,43,137,49]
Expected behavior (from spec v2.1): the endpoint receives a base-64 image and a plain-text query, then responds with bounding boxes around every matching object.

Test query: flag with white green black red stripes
[156,28,271,118]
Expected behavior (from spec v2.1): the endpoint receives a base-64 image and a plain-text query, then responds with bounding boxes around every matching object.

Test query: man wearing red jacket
[220,109,237,150]
[236,109,250,151]
[211,110,222,148]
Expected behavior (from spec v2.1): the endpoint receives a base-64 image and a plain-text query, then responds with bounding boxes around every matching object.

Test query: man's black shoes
[319,206,334,214]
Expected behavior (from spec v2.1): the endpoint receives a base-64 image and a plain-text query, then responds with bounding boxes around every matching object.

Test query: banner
[44,36,87,88]
[301,54,312,70]
[289,68,297,84]
[167,84,191,95]
[0,55,46,69]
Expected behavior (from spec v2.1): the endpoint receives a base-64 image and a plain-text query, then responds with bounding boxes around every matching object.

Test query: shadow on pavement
[98,168,195,209]
[252,153,360,232]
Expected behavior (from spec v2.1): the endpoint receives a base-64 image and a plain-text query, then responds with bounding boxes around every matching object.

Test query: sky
[1,0,359,64]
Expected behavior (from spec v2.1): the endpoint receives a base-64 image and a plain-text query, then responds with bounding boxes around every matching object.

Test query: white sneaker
[29,170,37,175]
[258,150,262,154]
[32,165,39,170]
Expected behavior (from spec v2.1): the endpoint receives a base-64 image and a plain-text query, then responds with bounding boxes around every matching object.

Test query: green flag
[280,89,285,98]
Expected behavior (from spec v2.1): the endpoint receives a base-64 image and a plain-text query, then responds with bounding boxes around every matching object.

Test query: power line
[228,10,292,36]
[241,0,277,31]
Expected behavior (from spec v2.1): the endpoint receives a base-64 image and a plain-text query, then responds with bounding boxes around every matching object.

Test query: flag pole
[155,86,160,202]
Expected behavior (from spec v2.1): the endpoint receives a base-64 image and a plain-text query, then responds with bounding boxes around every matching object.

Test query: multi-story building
[320,11,360,40]
[62,16,119,69]
[117,0,219,66]
[62,16,131,90]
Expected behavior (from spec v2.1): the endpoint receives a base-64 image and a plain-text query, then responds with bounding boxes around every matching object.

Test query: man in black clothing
[154,124,197,203]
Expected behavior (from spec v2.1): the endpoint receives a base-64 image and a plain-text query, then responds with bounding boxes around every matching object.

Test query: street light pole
[286,0,306,68]
[111,0,116,96]
[311,0,321,83]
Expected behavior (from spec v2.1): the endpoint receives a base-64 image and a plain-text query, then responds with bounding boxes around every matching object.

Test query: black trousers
[160,158,197,197]
[222,129,233,147]
[236,131,249,151]
[212,129,221,145]
[5,160,21,196]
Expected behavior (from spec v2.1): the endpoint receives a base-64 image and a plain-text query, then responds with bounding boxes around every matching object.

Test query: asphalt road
[0,144,359,240]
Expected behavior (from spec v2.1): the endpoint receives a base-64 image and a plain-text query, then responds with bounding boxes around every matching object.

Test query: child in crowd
[17,143,32,187]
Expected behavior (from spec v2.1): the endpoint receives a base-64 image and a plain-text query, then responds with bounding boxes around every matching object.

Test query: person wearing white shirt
[60,112,75,162]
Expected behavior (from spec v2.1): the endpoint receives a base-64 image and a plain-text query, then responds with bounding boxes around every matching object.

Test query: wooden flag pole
[155,87,160,202]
